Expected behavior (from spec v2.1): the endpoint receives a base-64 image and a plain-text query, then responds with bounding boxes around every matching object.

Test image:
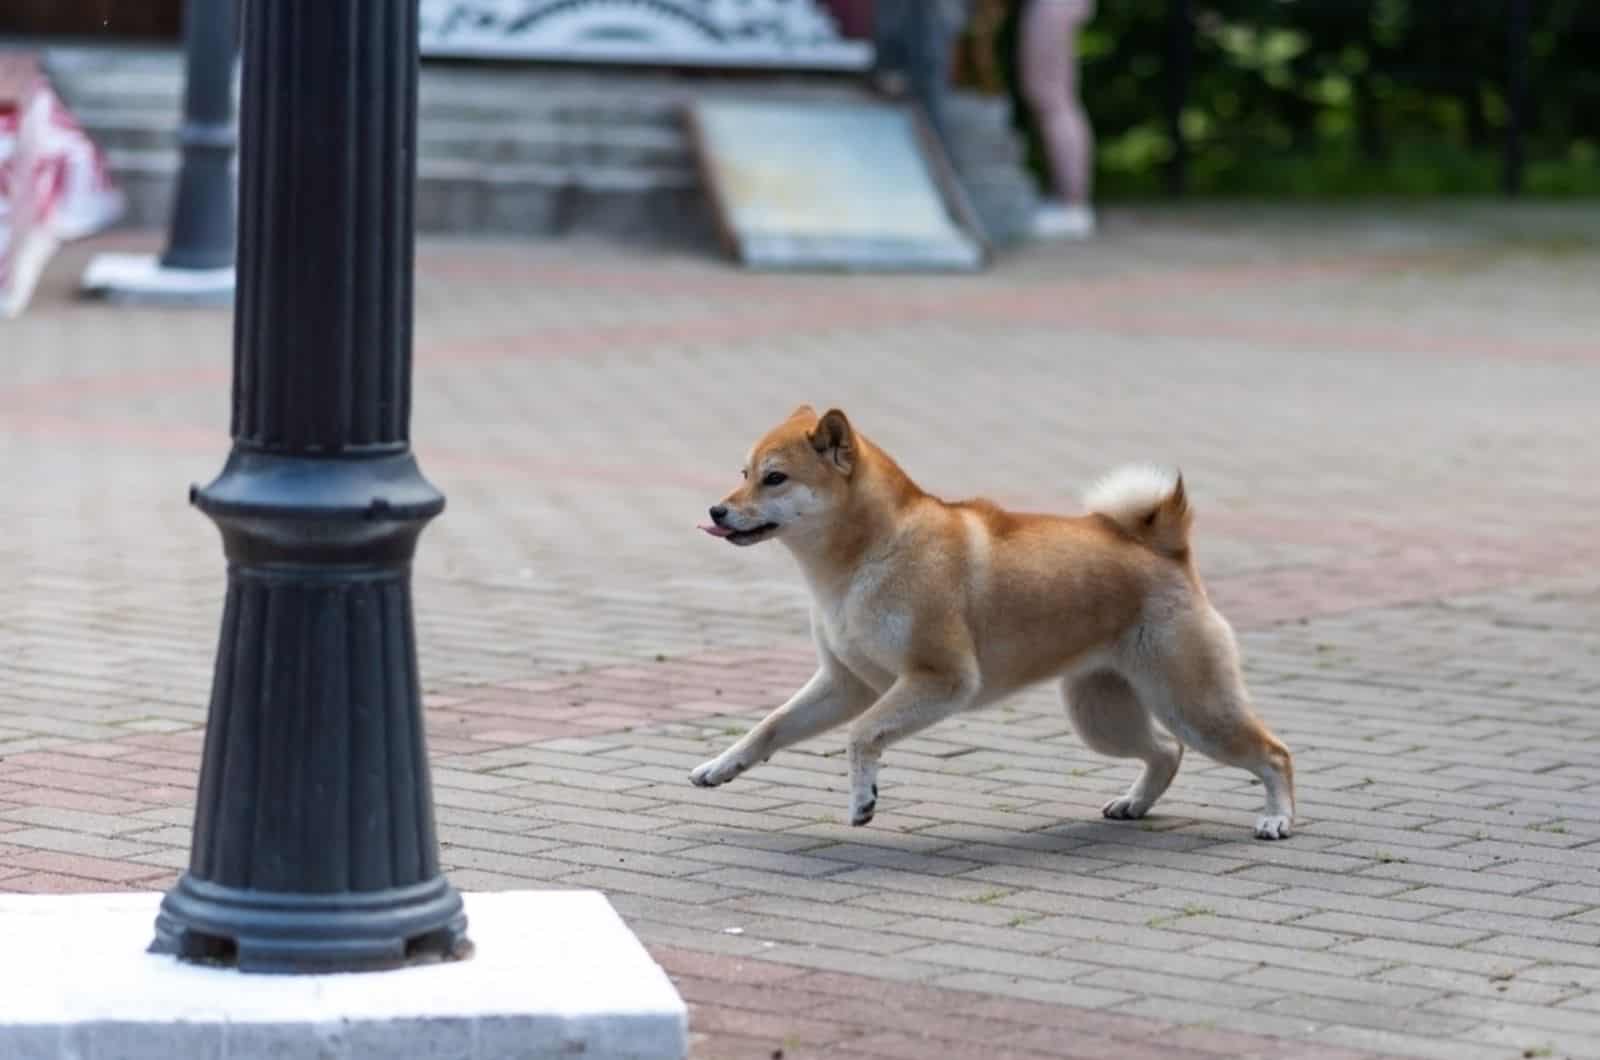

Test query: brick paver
[3,206,1599,1059]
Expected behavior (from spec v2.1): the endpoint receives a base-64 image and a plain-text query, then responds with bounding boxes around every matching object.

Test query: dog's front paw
[1254,814,1292,840]
[850,783,878,826]
[1101,795,1150,821]
[689,756,744,788]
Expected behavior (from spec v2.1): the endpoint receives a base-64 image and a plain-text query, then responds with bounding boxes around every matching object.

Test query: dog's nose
[709,505,729,526]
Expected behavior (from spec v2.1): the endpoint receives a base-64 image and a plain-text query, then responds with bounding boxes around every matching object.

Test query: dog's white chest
[813,571,909,691]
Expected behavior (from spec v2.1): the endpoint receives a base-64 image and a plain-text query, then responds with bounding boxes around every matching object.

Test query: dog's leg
[1174,705,1294,840]
[845,670,977,825]
[1228,719,1295,840]
[1063,670,1184,821]
[1131,610,1296,839]
[690,665,874,788]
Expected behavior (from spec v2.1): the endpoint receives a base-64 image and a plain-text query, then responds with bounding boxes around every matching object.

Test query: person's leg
[1020,0,1094,207]
[1055,0,1095,206]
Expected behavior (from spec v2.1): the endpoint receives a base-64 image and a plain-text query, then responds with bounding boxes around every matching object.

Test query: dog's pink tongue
[699,524,734,538]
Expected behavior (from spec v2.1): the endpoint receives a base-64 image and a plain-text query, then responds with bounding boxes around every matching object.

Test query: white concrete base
[0,890,687,1060]
[80,252,235,306]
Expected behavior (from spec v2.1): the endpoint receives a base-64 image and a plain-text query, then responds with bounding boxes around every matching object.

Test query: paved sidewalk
[3,205,1599,1059]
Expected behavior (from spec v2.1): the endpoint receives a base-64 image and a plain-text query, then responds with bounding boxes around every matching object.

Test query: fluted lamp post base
[150,876,470,973]
[148,447,469,973]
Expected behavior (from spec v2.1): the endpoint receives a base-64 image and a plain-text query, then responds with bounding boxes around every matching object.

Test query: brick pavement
[2,205,1599,1058]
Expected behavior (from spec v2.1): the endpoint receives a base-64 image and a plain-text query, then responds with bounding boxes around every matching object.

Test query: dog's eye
[762,471,788,487]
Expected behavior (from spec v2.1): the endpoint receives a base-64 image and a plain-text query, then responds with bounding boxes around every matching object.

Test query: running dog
[692,406,1294,839]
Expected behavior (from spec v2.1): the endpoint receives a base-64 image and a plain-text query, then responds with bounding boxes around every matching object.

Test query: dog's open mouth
[700,522,779,546]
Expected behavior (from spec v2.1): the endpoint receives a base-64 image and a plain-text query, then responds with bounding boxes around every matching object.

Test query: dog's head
[701,405,857,547]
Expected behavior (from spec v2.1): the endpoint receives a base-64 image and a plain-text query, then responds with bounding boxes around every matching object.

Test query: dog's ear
[808,408,855,474]
[789,403,817,421]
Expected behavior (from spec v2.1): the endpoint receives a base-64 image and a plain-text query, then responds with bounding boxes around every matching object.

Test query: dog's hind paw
[1254,814,1292,840]
[1101,796,1150,821]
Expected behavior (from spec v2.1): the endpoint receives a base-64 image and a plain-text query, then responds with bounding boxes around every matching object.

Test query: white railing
[418,0,874,70]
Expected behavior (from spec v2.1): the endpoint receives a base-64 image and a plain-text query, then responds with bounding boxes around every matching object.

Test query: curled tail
[1083,465,1193,558]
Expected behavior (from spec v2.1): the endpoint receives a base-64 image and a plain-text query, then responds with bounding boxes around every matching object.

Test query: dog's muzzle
[700,506,777,546]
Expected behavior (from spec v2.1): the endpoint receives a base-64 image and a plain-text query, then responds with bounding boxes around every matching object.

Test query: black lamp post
[79,0,237,302]
[149,0,471,973]
[161,0,237,272]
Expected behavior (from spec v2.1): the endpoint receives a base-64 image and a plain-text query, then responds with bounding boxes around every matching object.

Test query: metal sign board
[418,1,873,71]
[688,99,987,272]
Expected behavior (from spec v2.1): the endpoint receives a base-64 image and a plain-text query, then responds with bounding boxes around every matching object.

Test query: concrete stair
[45,47,1038,249]
[943,93,1041,247]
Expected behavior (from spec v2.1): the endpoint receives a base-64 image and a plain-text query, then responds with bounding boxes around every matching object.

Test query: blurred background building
[3,0,1596,257]
[2,1,1043,252]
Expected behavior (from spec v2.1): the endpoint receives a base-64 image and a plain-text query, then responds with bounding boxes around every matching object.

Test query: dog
[691,406,1295,840]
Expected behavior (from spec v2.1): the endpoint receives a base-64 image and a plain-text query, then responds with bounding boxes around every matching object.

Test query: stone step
[964,186,1041,247]
[425,122,690,166]
[418,172,714,246]
[948,138,1027,168]
[61,81,687,128]
[943,92,1039,245]
[80,109,693,168]
[106,146,708,242]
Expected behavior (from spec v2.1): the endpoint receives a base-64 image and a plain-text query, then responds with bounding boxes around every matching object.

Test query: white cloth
[0,60,124,317]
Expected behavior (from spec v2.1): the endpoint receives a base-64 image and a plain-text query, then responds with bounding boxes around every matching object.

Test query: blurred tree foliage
[954,0,1600,197]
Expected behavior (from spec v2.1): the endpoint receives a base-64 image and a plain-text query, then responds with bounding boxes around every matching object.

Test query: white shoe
[1032,202,1096,240]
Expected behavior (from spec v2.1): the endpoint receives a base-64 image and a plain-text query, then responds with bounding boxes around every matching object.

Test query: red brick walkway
[4,207,1600,1058]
